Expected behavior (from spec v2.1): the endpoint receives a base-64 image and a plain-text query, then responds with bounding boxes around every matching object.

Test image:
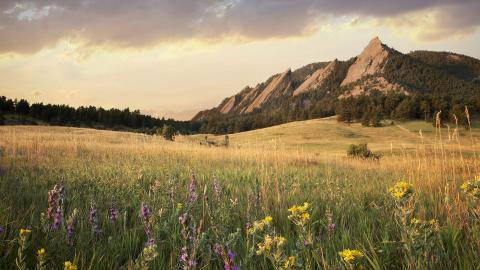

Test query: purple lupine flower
[140,202,155,246]
[213,243,223,256]
[52,207,62,230]
[66,209,78,245]
[47,185,65,231]
[0,227,4,233]
[89,202,102,238]
[108,204,119,222]
[188,174,198,202]
[67,223,75,245]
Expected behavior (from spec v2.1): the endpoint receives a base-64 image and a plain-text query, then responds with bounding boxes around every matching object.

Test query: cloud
[0,0,479,54]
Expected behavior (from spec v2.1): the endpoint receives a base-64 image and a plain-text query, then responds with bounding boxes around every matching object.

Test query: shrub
[347,143,381,160]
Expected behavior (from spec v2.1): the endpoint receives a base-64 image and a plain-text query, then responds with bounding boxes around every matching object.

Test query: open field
[184,117,480,157]
[1,122,480,269]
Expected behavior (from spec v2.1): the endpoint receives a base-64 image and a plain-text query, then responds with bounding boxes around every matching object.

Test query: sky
[0,0,479,120]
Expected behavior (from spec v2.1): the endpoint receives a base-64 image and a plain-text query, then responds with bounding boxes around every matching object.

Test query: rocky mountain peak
[341,37,389,86]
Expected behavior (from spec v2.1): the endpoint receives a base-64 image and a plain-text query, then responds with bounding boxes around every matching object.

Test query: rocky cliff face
[293,59,337,96]
[193,36,480,122]
[341,37,390,86]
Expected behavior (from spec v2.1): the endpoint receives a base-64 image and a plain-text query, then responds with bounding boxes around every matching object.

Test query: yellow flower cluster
[388,181,414,201]
[288,202,310,226]
[247,216,273,235]
[64,261,78,270]
[256,235,287,255]
[460,176,480,200]
[19,228,31,238]
[338,249,364,264]
[282,256,297,269]
[409,218,439,233]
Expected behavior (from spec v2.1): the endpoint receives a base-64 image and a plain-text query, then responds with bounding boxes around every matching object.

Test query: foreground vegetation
[0,119,479,269]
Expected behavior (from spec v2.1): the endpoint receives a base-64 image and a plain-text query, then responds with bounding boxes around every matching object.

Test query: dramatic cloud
[0,0,479,54]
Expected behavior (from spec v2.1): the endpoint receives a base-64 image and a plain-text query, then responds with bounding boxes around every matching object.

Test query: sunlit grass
[0,122,479,269]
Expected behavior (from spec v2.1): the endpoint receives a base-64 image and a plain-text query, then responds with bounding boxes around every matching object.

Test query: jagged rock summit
[193,36,480,123]
[293,59,338,96]
[341,36,390,86]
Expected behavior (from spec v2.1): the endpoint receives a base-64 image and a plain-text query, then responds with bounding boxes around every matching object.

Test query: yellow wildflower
[283,256,296,268]
[388,181,414,201]
[64,261,78,270]
[262,216,273,224]
[275,236,286,246]
[37,248,45,256]
[19,229,31,238]
[247,216,273,235]
[338,249,364,264]
[288,202,311,226]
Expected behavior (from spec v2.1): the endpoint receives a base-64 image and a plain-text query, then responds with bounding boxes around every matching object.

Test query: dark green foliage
[161,124,175,141]
[347,143,381,160]
[0,96,200,134]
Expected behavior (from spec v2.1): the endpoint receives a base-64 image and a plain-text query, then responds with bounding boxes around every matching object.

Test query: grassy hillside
[0,123,479,269]
[184,117,480,157]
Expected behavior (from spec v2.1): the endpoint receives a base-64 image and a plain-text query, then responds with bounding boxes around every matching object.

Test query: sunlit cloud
[0,0,478,55]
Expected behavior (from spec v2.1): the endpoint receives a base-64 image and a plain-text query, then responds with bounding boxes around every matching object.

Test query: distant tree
[15,99,30,115]
[162,124,175,141]
[224,135,229,147]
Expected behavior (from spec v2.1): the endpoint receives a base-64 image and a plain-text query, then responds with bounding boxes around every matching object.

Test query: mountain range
[193,37,480,133]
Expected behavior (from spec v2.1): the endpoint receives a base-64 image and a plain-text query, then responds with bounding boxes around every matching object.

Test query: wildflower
[282,256,296,269]
[180,246,197,269]
[0,226,4,233]
[338,249,364,264]
[89,202,102,238]
[247,216,273,235]
[288,202,311,227]
[140,202,155,246]
[460,176,480,200]
[256,234,286,255]
[17,229,32,270]
[188,174,198,202]
[134,244,159,270]
[36,248,47,270]
[108,204,119,222]
[47,185,65,231]
[213,178,223,198]
[19,228,31,238]
[326,209,336,235]
[64,261,77,270]
[66,209,78,245]
[388,181,414,201]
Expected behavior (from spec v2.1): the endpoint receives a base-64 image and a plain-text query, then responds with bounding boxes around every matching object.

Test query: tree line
[0,96,200,135]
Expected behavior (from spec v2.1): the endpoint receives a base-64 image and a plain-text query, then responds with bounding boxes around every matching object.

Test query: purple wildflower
[52,207,62,230]
[66,208,78,245]
[67,223,75,245]
[213,243,239,270]
[89,202,102,238]
[47,185,65,231]
[0,227,4,233]
[140,202,155,246]
[180,246,197,270]
[108,204,119,222]
[188,174,198,202]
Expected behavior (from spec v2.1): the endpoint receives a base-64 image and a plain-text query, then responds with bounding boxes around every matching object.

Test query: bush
[347,143,381,160]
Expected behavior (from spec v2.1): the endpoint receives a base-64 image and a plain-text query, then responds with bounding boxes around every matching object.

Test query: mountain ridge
[193,37,480,134]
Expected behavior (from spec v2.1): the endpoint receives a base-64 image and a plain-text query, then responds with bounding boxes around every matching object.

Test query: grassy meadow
[0,118,480,269]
